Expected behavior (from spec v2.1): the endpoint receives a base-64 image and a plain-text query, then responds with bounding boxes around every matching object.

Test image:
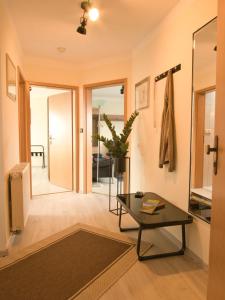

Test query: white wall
[30,94,48,167]
[24,56,81,86]
[92,97,124,115]
[0,0,24,252]
[130,0,217,264]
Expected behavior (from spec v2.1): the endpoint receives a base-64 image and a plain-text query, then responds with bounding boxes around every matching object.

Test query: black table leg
[182,223,186,250]
[42,152,46,168]
[136,224,186,261]
[119,204,139,232]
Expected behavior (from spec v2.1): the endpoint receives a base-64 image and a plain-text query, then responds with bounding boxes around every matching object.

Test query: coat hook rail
[155,64,181,82]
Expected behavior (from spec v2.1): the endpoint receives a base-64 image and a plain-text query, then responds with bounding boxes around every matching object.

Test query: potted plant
[95,111,139,175]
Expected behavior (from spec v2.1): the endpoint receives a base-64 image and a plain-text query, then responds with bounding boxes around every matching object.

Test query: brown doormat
[0,224,137,300]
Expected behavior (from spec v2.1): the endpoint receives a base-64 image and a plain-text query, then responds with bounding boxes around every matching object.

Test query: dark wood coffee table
[117,193,193,261]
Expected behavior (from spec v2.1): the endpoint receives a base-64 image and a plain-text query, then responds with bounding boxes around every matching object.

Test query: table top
[117,193,193,228]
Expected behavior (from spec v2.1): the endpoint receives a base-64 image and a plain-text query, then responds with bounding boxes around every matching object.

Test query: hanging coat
[159,70,176,172]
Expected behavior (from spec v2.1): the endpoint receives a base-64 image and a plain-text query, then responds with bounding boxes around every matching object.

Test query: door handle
[206,135,219,175]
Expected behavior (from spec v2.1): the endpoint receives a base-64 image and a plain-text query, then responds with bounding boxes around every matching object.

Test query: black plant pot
[114,157,126,176]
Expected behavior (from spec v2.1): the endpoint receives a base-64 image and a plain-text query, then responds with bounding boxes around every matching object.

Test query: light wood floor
[8,192,208,300]
[32,167,70,196]
[92,177,118,196]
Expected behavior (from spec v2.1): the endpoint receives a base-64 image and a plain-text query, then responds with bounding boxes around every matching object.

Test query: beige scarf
[159,70,176,172]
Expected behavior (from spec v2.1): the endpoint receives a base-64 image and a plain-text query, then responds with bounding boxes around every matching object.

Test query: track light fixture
[77,1,99,35]
[77,16,88,35]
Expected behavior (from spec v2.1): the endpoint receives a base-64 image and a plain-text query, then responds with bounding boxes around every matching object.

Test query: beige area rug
[0,224,139,300]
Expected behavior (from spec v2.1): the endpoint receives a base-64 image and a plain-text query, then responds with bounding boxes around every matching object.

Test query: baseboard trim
[7,232,16,247]
[0,249,8,257]
[0,232,16,257]
[159,227,208,270]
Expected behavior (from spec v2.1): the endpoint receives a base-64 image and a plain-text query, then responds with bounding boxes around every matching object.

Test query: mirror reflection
[189,18,217,223]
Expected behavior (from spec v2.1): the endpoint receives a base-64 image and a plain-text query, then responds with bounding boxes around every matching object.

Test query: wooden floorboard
[7,192,207,300]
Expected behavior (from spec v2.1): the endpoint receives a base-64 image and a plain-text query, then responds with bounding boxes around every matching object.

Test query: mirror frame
[188,17,217,224]
[6,53,17,101]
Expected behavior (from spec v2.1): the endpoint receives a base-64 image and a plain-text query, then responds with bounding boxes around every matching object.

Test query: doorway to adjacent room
[92,85,125,195]
[29,84,78,196]
[84,79,128,194]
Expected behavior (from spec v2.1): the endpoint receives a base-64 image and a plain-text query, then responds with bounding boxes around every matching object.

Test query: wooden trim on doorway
[29,81,78,91]
[17,67,26,162]
[193,92,205,188]
[17,68,33,196]
[75,88,80,193]
[83,78,128,193]
[28,81,80,193]
[193,86,216,188]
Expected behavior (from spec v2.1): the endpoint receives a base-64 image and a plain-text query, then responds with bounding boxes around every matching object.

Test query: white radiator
[9,163,30,232]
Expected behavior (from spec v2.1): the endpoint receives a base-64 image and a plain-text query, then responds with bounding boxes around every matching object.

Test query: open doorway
[83,79,127,194]
[84,80,127,195]
[30,85,75,196]
[92,85,125,195]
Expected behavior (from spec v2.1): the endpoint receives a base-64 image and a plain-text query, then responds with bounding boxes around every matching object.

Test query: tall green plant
[95,111,139,158]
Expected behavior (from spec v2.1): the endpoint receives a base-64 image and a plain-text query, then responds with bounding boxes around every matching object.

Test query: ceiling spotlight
[77,1,99,35]
[77,16,88,35]
[77,24,87,35]
[89,7,99,22]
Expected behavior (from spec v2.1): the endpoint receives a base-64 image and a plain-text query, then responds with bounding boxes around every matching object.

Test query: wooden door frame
[193,85,216,188]
[28,81,80,193]
[17,67,32,195]
[83,78,128,193]
[17,67,26,162]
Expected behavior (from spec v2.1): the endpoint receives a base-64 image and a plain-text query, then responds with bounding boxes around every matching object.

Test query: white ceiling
[7,0,179,65]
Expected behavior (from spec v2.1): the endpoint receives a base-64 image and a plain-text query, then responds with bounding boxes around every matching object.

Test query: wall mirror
[6,54,16,101]
[189,18,217,223]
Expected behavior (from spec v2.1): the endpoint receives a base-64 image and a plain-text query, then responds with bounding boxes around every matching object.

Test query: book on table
[140,199,165,214]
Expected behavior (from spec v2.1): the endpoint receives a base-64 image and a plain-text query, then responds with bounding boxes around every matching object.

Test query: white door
[48,91,73,190]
